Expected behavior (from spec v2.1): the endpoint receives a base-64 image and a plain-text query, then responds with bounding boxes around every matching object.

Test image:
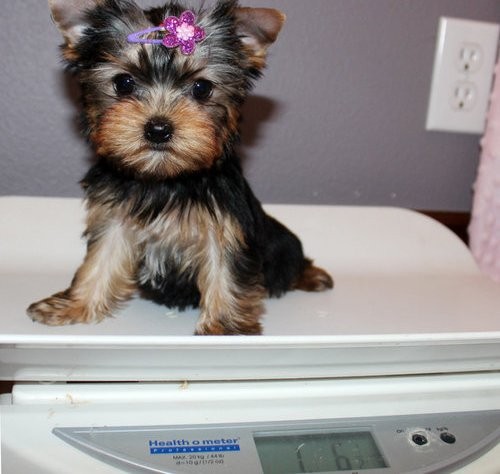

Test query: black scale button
[440,432,456,444]
[412,433,428,446]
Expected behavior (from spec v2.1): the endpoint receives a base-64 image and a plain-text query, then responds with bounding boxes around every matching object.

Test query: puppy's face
[49,0,284,179]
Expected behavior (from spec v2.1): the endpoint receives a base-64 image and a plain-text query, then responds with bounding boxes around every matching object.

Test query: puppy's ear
[234,7,285,69]
[48,0,102,46]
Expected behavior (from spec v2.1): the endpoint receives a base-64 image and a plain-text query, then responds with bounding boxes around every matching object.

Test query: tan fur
[28,204,139,325]
[138,202,264,335]
[293,262,334,292]
[194,211,265,335]
[235,7,286,71]
[29,200,264,333]
[93,96,220,179]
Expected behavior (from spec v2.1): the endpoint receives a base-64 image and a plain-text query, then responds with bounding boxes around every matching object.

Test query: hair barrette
[127,10,205,55]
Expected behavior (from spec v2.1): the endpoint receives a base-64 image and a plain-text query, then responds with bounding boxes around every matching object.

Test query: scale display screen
[254,430,387,473]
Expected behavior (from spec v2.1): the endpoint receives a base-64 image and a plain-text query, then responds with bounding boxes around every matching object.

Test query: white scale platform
[0,196,499,382]
[1,196,500,474]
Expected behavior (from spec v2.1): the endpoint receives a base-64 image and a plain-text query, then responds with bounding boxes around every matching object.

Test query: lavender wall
[1,1,499,211]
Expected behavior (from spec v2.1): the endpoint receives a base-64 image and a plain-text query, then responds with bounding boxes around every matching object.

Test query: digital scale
[1,196,500,473]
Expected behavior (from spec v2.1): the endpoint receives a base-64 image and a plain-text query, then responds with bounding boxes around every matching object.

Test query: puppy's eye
[113,73,136,96]
[192,79,213,101]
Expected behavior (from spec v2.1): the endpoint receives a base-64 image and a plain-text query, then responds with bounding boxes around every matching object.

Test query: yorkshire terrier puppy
[28,0,333,335]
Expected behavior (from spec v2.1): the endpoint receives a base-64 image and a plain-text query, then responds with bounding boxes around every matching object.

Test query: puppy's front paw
[195,315,262,336]
[27,291,97,326]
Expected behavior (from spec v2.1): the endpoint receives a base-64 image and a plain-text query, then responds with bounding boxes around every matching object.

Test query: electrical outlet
[426,17,499,134]
[450,81,476,111]
[456,43,483,73]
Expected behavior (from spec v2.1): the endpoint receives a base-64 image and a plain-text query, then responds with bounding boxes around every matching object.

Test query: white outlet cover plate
[426,17,499,134]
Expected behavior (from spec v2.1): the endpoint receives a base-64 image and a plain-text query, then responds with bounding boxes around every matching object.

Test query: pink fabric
[469,61,500,282]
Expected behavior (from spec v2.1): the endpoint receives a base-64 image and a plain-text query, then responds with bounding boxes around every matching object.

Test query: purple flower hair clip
[127,10,205,55]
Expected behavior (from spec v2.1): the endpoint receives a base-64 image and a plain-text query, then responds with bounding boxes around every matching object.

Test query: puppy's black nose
[144,118,173,144]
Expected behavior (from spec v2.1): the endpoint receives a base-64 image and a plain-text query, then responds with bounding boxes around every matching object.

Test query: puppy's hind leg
[259,214,333,295]
[294,258,334,292]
